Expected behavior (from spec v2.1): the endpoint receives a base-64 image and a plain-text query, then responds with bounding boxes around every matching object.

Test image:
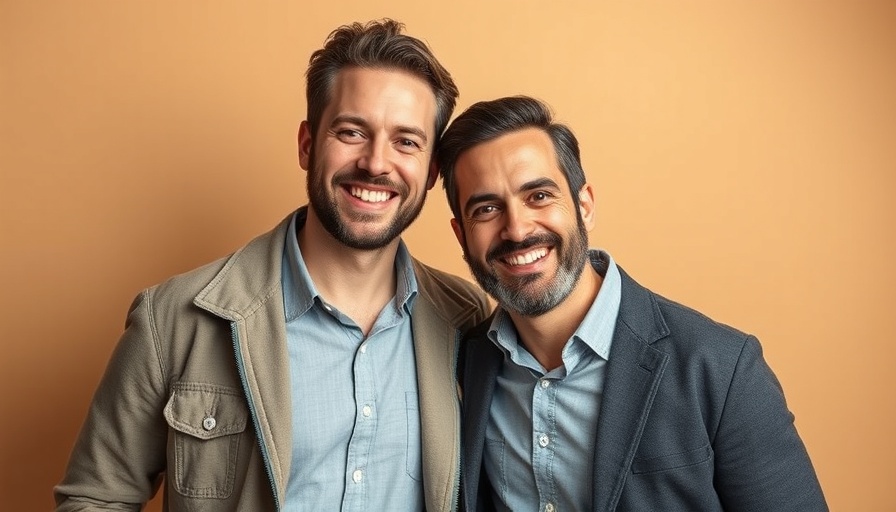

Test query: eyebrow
[462,177,563,215]
[331,115,429,144]
[520,177,562,193]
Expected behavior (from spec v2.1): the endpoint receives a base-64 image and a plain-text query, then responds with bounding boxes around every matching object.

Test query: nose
[357,137,391,177]
[501,202,536,242]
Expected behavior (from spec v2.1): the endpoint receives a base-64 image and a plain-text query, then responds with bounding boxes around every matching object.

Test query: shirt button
[323,303,332,312]
[545,503,556,512]
[540,379,551,388]
[362,405,372,417]
[352,469,363,483]
[359,343,367,354]
[202,416,216,431]
[539,434,550,447]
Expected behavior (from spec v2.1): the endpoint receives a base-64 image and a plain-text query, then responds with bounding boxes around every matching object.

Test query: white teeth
[351,186,390,203]
[507,248,548,266]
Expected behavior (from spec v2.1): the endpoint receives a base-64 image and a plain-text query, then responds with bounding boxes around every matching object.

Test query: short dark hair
[305,19,458,143]
[437,96,586,221]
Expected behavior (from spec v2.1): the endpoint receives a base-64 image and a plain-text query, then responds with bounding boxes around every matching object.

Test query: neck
[298,208,400,335]
[508,264,602,371]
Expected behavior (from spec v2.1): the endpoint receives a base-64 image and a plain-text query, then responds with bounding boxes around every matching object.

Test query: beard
[306,150,427,250]
[464,218,590,317]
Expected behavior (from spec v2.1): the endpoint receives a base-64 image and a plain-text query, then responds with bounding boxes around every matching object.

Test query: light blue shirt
[484,250,621,512]
[281,209,423,511]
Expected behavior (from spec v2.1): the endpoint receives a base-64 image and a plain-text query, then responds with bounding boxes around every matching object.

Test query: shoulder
[142,217,289,318]
[617,267,756,372]
[655,293,751,346]
[412,259,491,328]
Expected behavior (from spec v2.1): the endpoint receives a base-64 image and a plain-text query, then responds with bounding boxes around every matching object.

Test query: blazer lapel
[461,323,502,511]
[592,268,670,511]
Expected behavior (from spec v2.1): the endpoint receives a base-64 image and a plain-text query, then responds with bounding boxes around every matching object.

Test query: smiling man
[438,96,827,511]
[55,20,489,512]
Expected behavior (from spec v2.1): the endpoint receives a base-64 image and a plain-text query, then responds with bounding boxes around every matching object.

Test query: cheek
[397,158,431,190]
[465,224,498,260]
[543,204,576,231]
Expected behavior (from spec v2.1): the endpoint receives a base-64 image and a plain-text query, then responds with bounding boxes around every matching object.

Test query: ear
[577,183,597,230]
[426,160,439,190]
[450,217,465,247]
[298,121,313,171]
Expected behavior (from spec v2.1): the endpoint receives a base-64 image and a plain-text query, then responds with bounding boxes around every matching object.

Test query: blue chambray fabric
[484,250,621,512]
[281,210,422,511]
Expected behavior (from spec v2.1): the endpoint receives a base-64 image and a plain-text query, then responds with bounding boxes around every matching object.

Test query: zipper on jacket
[231,322,281,510]
[451,328,463,512]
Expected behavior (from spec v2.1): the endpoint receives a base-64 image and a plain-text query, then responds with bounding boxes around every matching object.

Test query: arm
[54,290,169,511]
[713,336,828,511]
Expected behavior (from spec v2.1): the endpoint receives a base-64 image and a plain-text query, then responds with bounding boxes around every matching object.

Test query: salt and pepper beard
[463,217,590,317]
[306,148,428,250]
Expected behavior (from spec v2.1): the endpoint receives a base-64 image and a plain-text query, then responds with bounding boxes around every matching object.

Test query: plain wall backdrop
[2,1,894,510]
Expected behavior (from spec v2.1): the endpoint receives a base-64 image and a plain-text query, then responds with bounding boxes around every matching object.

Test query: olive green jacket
[55,211,490,511]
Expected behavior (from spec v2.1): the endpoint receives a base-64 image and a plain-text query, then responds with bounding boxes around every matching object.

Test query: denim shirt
[484,250,621,512]
[281,209,422,511]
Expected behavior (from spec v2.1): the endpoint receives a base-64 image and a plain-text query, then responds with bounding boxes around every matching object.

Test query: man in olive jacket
[55,20,489,511]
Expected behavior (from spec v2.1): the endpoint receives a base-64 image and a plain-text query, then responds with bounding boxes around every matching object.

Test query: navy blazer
[460,267,827,511]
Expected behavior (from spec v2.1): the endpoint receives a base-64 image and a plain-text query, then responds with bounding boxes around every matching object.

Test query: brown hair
[306,19,458,144]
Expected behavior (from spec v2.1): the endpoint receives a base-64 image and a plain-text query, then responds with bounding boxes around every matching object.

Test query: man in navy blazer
[437,96,827,511]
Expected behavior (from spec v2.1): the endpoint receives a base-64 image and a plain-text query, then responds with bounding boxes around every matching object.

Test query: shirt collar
[573,250,621,361]
[488,249,621,364]
[282,207,418,322]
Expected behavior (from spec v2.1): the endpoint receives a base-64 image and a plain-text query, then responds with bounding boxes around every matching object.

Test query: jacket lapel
[193,214,294,507]
[411,260,490,512]
[461,323,502,511]
[411,295,462,512]
[592,268,670,511]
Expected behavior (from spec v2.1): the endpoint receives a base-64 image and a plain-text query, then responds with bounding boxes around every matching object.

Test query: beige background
[2,1,894,510]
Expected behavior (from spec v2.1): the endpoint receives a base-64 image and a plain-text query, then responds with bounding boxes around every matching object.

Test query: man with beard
[55,20,489,512]
[437,96,827,511]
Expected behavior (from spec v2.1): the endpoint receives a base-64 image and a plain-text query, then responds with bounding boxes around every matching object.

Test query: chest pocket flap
[162,382,249,498]
[163,382,248,440]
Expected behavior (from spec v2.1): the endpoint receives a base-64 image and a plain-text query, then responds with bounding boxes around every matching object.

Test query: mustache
[486,232,562,263]
[333,169,405,192]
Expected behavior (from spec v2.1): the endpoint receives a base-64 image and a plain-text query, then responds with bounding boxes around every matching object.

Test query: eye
[528,191,554,204]
[470,204,500,220]
[395,138,423,153]
[336,129,364,142]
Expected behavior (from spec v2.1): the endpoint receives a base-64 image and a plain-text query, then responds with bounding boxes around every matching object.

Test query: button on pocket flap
[163,383,248,440]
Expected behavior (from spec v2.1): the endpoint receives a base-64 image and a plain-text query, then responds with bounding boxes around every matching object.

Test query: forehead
[322,67,438,133]
[454,128,564,197]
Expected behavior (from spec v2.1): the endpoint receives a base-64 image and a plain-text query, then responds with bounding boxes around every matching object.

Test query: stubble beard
[464,219,590,317]
[306,150,427,250]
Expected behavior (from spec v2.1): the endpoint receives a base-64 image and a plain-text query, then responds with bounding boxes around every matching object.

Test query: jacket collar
[193,213,290,320]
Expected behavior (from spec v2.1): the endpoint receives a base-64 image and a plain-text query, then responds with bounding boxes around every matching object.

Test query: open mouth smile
[503,247,549,266]
[348,185,393,203]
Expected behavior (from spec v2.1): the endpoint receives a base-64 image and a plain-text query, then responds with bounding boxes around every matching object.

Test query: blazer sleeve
[54,290,168,511]
[712,335,828,511]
